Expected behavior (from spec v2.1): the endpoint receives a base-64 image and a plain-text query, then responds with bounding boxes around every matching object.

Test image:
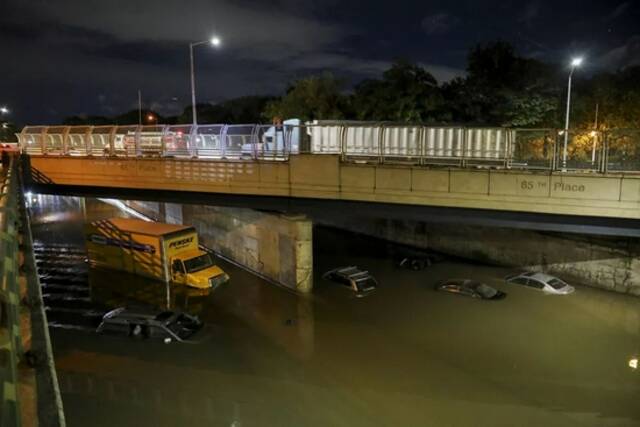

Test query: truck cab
[170,250,228,289]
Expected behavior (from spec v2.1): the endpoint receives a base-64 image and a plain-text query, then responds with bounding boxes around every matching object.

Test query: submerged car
[505,272,575,295]
[96,307,203,342]
[397,256,432,271]
[435,279,506,300]
[322,266,378,296]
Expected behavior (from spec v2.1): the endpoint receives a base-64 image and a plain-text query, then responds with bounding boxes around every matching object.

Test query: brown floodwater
[28,194,640,427]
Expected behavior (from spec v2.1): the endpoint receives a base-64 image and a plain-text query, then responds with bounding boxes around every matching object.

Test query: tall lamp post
[189,36,221,126]
[562,57,583,170]
[0,106,9,141]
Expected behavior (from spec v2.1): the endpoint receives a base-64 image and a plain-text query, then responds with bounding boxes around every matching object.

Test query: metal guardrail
[0,156,22,427]
[16,123,640,173]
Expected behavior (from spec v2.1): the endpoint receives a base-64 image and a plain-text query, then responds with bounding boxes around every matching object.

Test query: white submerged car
[505,272,575,295]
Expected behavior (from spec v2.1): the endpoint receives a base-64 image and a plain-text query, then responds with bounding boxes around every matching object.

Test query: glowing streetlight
[146,113,156,123]
[562,57,584,170]
[189,35,222,126]
[0,106,8,115]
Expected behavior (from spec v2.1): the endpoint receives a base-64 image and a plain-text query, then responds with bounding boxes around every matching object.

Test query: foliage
[181,96,274,124]
[443,41,560,127]
[352,60,446,123]
[262,73,349,122]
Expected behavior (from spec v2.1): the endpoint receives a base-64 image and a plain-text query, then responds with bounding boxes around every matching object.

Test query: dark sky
[2,0,639,124]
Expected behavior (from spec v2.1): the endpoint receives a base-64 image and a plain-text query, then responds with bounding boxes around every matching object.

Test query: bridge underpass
[20,149,640,297]
[16,163,640,426]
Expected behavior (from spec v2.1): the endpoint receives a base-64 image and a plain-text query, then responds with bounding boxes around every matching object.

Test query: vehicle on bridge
[86,218,229,289]
[96,307,203,343]
[322,266,378,297]
[505,272,575,295]
[435,279,506,300]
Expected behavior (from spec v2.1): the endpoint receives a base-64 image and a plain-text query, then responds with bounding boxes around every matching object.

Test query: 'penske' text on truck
[85,218,229,289]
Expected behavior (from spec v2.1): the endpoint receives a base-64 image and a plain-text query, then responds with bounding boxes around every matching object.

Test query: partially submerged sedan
[505,271,575,295]
[435,279,506,300]
[322,266,378,297]
[97,307,203,342]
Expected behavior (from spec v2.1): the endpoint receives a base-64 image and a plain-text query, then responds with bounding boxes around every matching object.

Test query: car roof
[441,279,483,287]
[103,307,177,322]
[521,272,556,282]
[333,266,372,279]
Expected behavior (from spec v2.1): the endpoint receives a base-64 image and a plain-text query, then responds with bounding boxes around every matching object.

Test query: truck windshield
[183,254,214,273]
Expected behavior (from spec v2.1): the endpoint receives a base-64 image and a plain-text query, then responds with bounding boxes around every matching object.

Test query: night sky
[2,0,639,124]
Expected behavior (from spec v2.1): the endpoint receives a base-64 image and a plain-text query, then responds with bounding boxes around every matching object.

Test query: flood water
[28,194,640,427]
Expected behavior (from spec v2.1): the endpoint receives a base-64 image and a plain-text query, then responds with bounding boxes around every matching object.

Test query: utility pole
[591,103,599,165]
[138,90,142,126]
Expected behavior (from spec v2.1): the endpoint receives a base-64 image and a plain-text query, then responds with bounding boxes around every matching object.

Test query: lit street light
[562,57,583,170]
[189,36,222,126]
[0,106,9,115]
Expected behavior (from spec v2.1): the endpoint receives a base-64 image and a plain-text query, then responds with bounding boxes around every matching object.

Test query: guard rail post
[378,124,385,164]
[602,130,609,174]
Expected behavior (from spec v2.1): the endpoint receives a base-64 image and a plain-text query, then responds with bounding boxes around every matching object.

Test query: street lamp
[562,57,583,170]
[0,106,8,115]
[189,36,222,126]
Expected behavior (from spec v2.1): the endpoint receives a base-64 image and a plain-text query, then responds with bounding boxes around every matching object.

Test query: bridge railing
[0,157,22,427]
[16,123,640,172]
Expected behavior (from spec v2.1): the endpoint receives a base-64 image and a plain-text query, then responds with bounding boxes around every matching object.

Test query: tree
[352,60,446,122]
[262,73,348,122]
[444,41,560,127]
[178,96,274,124]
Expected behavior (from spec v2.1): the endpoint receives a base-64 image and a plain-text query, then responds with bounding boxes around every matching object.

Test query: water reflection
[28,194,640,426]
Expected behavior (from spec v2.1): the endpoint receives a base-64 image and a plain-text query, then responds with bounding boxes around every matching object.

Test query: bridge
[18,122,640,222]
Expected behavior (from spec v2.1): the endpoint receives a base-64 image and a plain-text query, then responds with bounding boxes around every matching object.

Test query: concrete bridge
[14,122,640,298]
[17,123,640,223]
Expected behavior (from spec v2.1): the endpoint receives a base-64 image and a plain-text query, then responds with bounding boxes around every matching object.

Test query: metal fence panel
[113,125,139,157]
[224,124,255,159]
[382,126,421,160]
[344,125,380,158]
[88,126,115,155]
[510,129,555,170]
[18,126,47,154]
[193,125,225,157]
[138,125,165,156]
[604,129,640,173]
[67,126,92,156]
[307,124,342,153]
[163,125,193,157]
[557,130,602,172]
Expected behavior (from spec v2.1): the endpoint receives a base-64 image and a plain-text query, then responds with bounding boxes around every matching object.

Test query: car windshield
[154,311,174,322]
[475,283,498,298]
[547,278,567,290]
[183,254,214,273]
[166,313,202,339]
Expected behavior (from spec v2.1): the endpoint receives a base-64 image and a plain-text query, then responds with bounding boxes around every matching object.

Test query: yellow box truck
[85,218,229,289]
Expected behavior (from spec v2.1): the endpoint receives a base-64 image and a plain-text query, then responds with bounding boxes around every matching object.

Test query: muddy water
[28,195,640,427]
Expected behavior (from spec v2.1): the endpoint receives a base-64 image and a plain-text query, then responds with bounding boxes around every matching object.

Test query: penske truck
[85,218,229,289]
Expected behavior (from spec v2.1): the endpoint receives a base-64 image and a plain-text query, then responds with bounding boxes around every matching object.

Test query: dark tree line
[60,41,640,130]
[265,41,640,129]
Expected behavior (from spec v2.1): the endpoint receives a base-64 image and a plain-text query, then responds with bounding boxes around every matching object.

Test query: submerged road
[28,194,640,427]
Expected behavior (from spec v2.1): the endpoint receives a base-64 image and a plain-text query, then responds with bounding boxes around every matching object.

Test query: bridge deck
[26,154,640,219]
